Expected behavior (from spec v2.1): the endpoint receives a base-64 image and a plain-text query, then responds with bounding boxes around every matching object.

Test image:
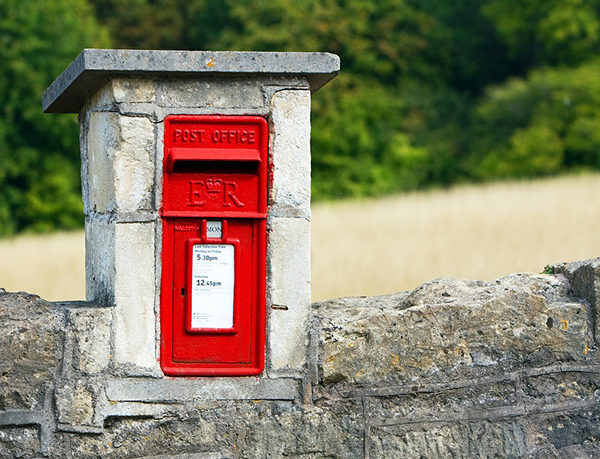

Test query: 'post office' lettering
[173,128,256,145]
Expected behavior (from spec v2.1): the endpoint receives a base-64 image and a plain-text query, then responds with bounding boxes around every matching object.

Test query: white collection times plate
[191,244,234,329]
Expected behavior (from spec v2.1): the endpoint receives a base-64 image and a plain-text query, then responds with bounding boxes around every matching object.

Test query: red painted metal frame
[160,115,267,376]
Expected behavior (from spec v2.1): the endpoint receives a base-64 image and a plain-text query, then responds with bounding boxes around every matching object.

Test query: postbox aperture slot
[168,147,261,172]
[172,160,259,175]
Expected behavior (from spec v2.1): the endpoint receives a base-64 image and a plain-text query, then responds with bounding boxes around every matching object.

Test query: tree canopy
[0,0,108,234]
[1,0,600,235]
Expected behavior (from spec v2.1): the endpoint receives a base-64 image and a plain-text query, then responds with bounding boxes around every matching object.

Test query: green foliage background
[2,0,600,235]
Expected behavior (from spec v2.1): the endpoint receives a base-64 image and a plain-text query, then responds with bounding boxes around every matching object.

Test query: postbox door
[173,218,251,363]
[161,217,265,375]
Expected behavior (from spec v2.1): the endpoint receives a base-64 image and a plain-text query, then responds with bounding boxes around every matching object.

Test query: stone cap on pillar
[42,49,340,113]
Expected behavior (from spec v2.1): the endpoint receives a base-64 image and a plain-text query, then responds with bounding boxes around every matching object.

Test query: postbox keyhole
[181,288,185,297]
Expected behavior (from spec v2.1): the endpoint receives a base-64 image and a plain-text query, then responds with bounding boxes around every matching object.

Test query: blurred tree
[470,59,600,179]
[92,0,187,49]
[311,74,430,199]
[91,0,233,50]
[0,0,109,235]
[483,0,600,69]
[210,0,435,85]
[412,0,513,94]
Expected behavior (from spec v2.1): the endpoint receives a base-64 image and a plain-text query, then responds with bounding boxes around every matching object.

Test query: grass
[311,173,600,301]
[0,230,84,300]
[1,173,599,302]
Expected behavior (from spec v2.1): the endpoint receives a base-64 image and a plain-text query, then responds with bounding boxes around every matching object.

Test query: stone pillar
[43,50,339,381]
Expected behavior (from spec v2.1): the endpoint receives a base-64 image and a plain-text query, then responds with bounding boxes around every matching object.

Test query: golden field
[1,173,599,302]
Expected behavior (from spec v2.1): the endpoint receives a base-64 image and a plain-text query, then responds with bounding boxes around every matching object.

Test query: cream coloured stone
[71,308,113,374]
[113,222,158,371]
[153,121,165,211]
[86,113,156,213]
[79,112,89,213]
[85,80,115,111]
[55,383,95,427]
[114,116,155,212]
[156,78,264,109]
[85,218,115,305]
[314,274,589,388]
[86,112,117,213]
[267,216,311,372]
[112,78,156,103]
[269,90,311,218]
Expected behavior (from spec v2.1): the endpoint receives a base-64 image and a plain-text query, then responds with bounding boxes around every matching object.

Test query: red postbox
[160,115,268,376]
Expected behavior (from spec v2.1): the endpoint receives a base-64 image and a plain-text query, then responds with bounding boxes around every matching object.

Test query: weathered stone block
[87,112,118,214]
[157,77,264,109]
[55,382,96,428]
[554,257,600,342]
[235,399,363,458]
[68,416,223,458]
[530,412,600,457]
[0,292,63,410]
[0,426,40,458]
[114,115,155,212]
[370,421,527,458]
[69,399,362,459]
[267,216,310,373]
[85,112,155,214]
[100,401,176,419]
[85,217,116,305]
[314,274,589,388]
[85,80,115,111]
[85,78,156,111]
[86,219,158,372]
[113,222,158,373]
[269,90,311,218]
[69,307,113,374]
[113,78,156,104]
[105,377,300,402]
[520,371,599,406]
[367,381,519,421]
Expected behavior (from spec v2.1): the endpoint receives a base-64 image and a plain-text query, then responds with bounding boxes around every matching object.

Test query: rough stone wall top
[42,49,340,113]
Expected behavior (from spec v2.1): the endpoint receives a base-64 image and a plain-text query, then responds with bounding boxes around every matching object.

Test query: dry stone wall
[1,257,600,457]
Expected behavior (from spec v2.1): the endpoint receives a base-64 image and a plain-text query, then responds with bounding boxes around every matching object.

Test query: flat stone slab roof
[42,49,340,113]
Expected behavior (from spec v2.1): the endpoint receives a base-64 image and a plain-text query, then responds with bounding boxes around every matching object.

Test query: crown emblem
[205,178,223,200]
